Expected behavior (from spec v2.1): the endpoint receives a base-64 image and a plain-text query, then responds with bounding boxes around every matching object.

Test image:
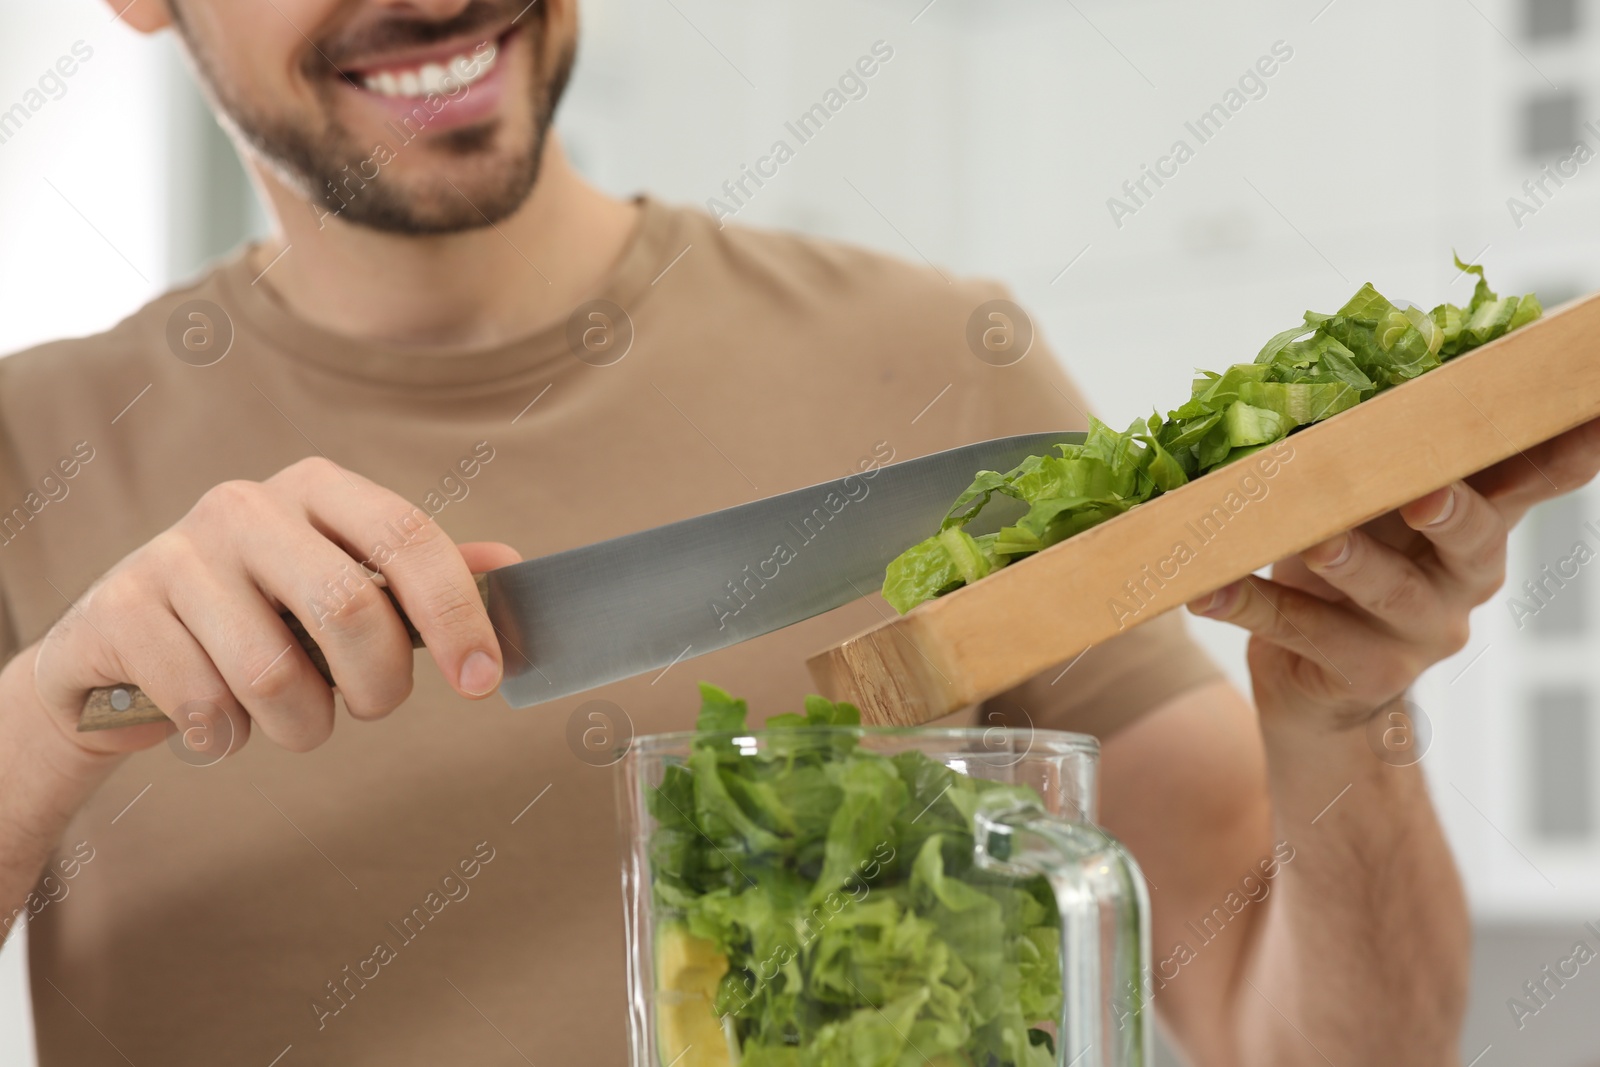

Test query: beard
[172,0,574,235]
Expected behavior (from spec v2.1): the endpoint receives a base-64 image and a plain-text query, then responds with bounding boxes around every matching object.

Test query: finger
[1350,508,1429,554]
[278,460,502,699]
[1397,481,1506,598]
[232,517,419,721]
[1297,526,1450,638]
[458,541,523,572]
[111,614,251,757]
[169,565,342,748]
[179,480,416,729]
[37,584,251,756]
[1268,555,1346,601]
[1467,417,1600,522]
[1188,576,1407,696]
[1273,510,1421,600]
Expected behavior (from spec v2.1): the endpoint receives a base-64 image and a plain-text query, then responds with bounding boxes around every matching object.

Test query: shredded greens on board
[650,683,1063,1066]
[881,256,1543,613]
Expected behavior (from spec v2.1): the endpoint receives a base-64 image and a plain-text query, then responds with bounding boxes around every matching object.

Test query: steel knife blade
[487,431,1083,706]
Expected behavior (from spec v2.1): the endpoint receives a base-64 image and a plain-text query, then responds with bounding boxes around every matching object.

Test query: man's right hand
[28,456,519,760]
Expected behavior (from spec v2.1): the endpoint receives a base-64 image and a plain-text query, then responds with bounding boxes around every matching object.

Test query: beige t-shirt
[0,198,1219,1065]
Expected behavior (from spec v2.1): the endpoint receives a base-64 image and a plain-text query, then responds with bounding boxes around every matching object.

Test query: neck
[246,138,638,350]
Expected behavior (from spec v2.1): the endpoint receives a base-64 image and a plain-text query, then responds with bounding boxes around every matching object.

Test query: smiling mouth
[341,28,513,99]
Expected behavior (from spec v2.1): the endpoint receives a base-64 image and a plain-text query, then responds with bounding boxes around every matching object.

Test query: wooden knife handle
[77,573,491,733]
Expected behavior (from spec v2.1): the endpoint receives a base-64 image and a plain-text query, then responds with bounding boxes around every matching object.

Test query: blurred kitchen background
[3,0,1599,1063]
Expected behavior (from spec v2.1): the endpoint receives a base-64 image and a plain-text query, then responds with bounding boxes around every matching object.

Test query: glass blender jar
[618,720,1152,1066]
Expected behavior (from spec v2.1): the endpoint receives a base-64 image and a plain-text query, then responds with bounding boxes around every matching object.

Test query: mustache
[316,1,534,69]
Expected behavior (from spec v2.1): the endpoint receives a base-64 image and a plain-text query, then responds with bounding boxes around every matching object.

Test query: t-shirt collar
[213,194,679,392]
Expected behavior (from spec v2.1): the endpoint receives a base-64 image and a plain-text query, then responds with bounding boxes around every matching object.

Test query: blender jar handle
[975,794,1153,1067]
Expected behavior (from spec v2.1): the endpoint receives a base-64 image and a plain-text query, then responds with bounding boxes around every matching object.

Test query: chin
[311,64,556,233]
[317,139,543,234]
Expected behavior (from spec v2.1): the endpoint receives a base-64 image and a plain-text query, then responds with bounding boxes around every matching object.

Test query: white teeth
[359,40,498,99]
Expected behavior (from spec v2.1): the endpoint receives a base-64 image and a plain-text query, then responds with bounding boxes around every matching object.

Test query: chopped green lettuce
[650,683,1061,1067]
[882,257,1542,612]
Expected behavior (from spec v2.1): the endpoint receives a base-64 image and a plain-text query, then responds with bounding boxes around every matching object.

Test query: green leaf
[937,527,996,586]
[1255,322,1317,364]
[881,535,961,614]
[1222,401,1287,447]
[1510,292,1544,330]
[690,745,783,855]
[1317,286,1441,386]
[696,682,749,733]
[804,694,861,727]
[1431,301,1467,357]
[1465,296,1518,346]
[1235,379,1361,427]
[1136,430,1190,492]
[941,469,1013,530]
[811,757,907,903]
[1454,250,1499,313]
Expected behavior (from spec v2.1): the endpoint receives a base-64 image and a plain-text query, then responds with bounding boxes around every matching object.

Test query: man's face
[168,0,576,234]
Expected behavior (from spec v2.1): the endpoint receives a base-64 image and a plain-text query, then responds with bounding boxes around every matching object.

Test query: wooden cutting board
[807,292,1600,726]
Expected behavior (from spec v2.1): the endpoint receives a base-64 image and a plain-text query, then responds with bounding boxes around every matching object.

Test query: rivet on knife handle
[77,573,491,733]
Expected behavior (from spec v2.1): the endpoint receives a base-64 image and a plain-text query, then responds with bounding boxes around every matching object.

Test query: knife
[78,431,1082,731]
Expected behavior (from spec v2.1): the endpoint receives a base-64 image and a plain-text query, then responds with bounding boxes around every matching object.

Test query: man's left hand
[1187,417,1600,727]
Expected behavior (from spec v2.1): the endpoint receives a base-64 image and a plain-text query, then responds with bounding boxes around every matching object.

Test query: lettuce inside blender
[647,684,1064,1067]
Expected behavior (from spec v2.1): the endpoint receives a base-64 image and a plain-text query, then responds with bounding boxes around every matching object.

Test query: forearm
[1239,701,1469,1066]
[1160,428,1598,1062]
[0,643,122,944]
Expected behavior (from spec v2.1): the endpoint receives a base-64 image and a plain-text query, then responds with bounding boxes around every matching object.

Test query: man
[0,1,1592,1064]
